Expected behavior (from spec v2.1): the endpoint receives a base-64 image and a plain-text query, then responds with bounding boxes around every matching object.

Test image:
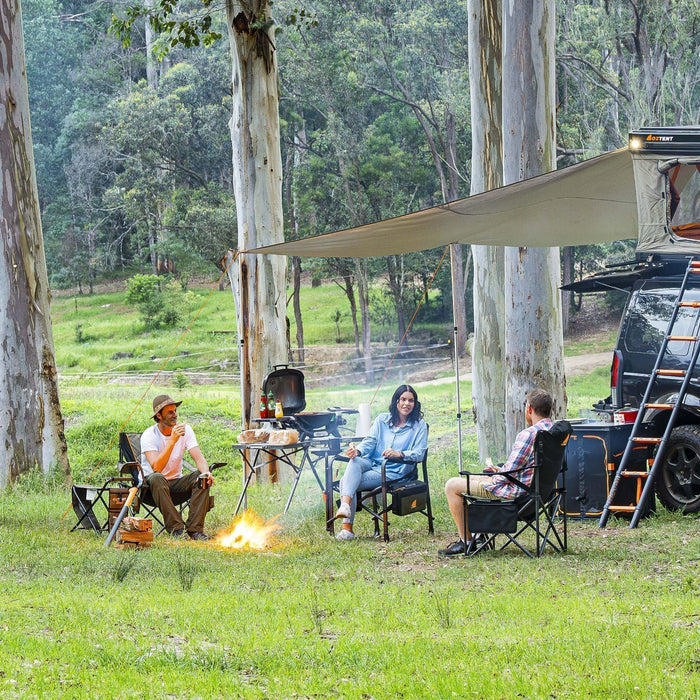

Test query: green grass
[1,473,699,698]
[564,328,618,357]
[6,376,700,698]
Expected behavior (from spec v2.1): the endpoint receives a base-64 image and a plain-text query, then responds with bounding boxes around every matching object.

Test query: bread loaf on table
[237,429,270,444]
[268,429,300,445]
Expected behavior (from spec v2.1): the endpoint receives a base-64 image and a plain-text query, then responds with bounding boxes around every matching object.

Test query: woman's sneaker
[336,528,355,541]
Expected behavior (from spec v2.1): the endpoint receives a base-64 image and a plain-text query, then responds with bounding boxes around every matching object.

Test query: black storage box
[563,421,654,519]
[391,481,428,515]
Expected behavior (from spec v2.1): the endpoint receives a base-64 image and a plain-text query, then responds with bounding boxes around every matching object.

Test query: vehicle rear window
[623,286,700,356]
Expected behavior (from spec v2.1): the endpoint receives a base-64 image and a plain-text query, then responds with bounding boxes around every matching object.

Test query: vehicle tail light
[610,349,623,406]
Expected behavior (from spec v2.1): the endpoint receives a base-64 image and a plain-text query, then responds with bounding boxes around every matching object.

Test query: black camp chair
[328,428,434,542]
[460,420,572,558]
[117,432,221,536]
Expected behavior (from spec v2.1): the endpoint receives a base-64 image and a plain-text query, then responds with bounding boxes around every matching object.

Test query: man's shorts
[464,474,501,500]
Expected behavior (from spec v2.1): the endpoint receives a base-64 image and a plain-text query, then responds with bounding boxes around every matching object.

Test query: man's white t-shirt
[140,424,198,480]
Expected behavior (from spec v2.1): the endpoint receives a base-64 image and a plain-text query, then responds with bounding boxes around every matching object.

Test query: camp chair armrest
[119,460,144,486]
[460,464,530,492]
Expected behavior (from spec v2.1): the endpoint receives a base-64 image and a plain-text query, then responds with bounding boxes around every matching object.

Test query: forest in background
[23,0,700,335]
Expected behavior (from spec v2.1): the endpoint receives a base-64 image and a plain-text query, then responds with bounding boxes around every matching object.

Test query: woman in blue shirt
[334,384,428,540]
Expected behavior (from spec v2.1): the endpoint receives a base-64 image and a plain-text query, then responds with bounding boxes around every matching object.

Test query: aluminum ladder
[599,257,700,529]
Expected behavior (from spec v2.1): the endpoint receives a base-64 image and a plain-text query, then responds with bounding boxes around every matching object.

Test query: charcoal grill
[261,365,341,440]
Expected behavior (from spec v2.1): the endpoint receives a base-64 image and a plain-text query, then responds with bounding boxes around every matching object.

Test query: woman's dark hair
[388,384,423,425]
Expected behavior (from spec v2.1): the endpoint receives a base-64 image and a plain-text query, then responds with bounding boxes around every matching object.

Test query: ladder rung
[619,471,650,478]
[666,336,697,342]
[608,505,637,512]
[632,437,662,444]
[656,369,686,376]
[678,301,700,307]
[644,403,673,410]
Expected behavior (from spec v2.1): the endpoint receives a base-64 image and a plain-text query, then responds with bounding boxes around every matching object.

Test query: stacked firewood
[114,516,153,548]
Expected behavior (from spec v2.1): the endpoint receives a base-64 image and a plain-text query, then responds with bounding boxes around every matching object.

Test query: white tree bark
[0,0,70,487]
[469,0,507,461]
[502,0,566,444]
[225,1,287,429]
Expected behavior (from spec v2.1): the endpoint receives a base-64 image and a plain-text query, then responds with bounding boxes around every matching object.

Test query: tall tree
[502,0,566,444]
[0,0,70,487]
[225,0,287,426]
[468,0,507,461]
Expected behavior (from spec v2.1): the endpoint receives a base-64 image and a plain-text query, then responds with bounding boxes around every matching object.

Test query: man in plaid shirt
[439,388,553,557]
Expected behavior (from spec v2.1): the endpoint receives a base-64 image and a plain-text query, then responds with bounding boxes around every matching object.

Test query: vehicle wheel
[657,425,700,513]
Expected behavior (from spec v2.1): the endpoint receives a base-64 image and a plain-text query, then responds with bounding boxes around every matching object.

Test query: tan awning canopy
[246,148,638,258]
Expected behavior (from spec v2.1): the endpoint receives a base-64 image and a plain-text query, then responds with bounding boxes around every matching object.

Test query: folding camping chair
[117,432,220,536]
[328,427,434,542]
[461,420,572,558]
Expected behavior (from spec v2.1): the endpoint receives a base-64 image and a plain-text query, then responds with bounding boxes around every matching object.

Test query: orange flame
[214,510,282,550]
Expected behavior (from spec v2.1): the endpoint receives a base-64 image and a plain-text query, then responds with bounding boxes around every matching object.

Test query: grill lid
[263,365,306,415]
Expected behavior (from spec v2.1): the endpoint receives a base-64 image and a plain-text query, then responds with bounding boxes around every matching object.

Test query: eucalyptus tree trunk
[502,0,566,445]
[225,0,287,428]
[339,272,361,359]
[445,111,468,360]
[144,0,158,89]
[355,259,374,382]
[284,131,304,364]
[468,0,507,461]
[386,255,408,344]
[0,0,70,487]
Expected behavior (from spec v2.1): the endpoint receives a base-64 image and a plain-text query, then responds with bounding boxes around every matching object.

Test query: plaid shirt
[483,418,553,499]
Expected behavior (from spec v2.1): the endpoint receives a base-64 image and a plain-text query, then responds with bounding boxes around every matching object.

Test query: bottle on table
[275,400,284,419]
[260,390,268,419]
[267,391,275,418]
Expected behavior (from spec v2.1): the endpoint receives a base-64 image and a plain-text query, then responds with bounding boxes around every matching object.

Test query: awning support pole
[453,324,463,471]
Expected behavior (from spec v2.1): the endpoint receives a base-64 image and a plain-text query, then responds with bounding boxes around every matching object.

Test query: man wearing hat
[140,394,214,540]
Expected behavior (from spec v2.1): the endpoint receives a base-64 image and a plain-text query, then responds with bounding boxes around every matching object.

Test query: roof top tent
[631,125,700,257]
[563,126,700,293]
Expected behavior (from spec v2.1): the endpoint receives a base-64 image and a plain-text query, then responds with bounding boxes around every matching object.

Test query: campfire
[214,510,282,550]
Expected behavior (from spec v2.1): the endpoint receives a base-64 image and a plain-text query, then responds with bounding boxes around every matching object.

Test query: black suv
[604,257,700,513]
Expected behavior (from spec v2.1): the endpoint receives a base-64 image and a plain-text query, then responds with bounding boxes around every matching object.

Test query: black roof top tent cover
[629,126,700,156]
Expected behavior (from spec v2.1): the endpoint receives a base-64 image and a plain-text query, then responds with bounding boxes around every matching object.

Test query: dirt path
[564,351,611,376]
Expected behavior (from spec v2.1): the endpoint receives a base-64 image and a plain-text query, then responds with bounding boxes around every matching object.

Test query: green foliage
[369,287,395,343]
[125,274,194,328]
[173,371,189,389]
[23,0,700,301]
[110,0,222,52]
[283,6,318,30]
